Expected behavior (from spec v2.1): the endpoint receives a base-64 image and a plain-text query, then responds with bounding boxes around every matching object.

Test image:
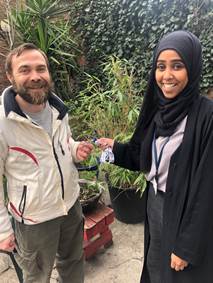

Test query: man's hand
[171,253,188,271]
[76,142,93,161]
[0,233,16,252]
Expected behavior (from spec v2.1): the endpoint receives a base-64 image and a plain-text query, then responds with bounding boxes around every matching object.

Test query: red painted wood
[83,204,114,259]
[84,228,113,259]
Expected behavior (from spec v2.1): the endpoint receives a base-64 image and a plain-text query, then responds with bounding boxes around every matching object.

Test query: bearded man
[0,43,93,283]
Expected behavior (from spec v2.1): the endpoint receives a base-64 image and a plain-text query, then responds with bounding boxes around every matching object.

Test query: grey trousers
[14,199,84,283]
[146,184,165,283]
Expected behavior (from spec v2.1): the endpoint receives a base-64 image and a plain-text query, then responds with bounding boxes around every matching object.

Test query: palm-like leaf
[9,0,80,100]
[26,0,71,18]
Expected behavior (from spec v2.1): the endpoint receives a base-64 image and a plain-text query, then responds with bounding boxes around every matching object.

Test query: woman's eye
[156,64,165,71]
[173,62,185,70]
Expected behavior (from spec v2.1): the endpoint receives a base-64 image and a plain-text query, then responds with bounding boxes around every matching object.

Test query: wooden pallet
[83,204,114,259]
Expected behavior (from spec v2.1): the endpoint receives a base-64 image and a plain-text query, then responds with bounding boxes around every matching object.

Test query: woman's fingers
[170,253,188,271]
[96,138,114,150]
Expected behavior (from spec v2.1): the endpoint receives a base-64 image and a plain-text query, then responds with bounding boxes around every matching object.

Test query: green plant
[79,179,102,201]
[71,0,213,93]
[78,155,99,182]
[77,152,104,205]
[71,56,142,139]
[8,0,80,100]
[105,166,146,197]
[78,178,104,213]
[71,56,146,196]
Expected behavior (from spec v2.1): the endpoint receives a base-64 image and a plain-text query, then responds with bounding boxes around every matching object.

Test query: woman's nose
[163,68,173,80]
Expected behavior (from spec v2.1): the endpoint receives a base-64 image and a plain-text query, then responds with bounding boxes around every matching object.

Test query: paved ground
[84,219,144,283]
[0,188,144,283]
[0,219,144,283]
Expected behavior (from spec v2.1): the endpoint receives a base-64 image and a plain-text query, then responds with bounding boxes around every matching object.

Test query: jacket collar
[2,86,68,120]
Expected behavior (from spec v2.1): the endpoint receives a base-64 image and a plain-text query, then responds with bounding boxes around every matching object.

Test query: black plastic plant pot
[108,185,146,224]
[79,179,103,214]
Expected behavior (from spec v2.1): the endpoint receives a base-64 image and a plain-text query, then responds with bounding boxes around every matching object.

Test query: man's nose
[30,70,41,81]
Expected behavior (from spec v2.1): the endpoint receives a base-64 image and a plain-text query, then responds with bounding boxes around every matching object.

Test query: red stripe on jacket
[9,202,37,223]
[9,147,39,166]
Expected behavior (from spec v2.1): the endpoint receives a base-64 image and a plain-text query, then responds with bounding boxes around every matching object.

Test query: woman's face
[155,50,188,99]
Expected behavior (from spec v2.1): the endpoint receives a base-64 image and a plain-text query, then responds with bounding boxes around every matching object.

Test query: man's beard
[12,79,53,105]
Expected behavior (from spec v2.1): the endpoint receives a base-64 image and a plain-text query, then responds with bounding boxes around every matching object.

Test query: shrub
[8,0,81,100]
[70,56,146,194]
[70,0,213,93]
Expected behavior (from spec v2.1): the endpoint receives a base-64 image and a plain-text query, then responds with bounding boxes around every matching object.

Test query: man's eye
[37,67,47,72]
[20,69,28,73]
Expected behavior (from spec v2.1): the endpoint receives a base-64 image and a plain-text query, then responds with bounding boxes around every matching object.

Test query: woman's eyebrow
[157,59,184,63]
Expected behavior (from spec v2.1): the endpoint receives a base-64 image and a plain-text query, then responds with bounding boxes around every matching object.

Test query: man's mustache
[24,81,48,89]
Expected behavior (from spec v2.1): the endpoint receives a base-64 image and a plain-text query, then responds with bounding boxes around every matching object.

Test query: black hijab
[131,30,202,172]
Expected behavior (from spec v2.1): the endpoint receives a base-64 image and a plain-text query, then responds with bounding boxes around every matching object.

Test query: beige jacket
[0,86,80,241]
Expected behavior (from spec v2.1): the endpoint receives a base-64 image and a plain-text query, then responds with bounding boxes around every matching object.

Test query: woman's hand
[96,138,114,150]
[171,253,188,271]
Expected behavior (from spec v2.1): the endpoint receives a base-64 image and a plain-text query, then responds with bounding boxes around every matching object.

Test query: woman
[98,30,213,283]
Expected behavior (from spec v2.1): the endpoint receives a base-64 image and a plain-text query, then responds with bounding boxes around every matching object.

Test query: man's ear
[6,72,13,84]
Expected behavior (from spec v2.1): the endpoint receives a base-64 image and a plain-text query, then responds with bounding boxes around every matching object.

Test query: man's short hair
[5,43,49,75]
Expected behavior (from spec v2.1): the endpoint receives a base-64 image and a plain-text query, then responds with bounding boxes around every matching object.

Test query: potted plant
[71,56,146,222]
[101,134,146,223]
[103,163,146,223]
[79,178,104,213]
[77,155,104,213]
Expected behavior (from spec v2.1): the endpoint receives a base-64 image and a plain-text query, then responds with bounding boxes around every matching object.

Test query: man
[0,43,93,283]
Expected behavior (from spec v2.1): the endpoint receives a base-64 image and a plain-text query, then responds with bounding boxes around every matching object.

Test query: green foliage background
[9,0,80,100]
[70,0,213,93]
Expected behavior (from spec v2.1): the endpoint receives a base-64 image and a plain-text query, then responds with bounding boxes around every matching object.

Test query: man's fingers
[96,138,114,150]
[76,142,94,161]
[78,142,93,154]
[0,234,16,252]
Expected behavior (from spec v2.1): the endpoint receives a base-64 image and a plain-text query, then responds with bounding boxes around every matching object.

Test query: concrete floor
[0,219,144,283]
[0,188,144,283]
[84,219,144,283]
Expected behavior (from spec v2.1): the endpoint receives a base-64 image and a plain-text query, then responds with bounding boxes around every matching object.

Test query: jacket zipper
[18,185,27,223]
[52,141,65,199]
[59,141,65,155]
